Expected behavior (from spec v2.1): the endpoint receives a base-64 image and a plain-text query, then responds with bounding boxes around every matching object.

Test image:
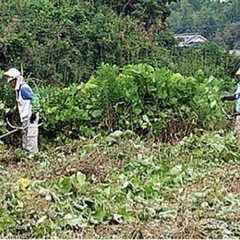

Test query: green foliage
[0,101,7,134]
[0,60,235,144]
[216,23,240,50]
[27,63,226,141]
[170,43,240,78]
[56,172,88,194]
[0,0,175,84]
[0,0,238,87]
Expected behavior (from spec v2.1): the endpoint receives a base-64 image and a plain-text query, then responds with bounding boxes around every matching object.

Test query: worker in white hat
[3,68,40,153]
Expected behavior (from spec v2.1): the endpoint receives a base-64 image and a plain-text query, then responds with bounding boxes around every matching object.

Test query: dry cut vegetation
[1,131,240,238]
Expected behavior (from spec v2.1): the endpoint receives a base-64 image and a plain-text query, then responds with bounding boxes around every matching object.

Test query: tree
[217,23,240,49]
[95,0,178,30]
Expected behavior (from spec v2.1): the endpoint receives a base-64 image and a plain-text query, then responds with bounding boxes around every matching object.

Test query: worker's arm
[21,86,40,113]
[221,94,237,102]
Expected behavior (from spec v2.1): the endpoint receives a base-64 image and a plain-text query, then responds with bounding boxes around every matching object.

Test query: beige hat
[235,68,240,76]
[3,68,21,82]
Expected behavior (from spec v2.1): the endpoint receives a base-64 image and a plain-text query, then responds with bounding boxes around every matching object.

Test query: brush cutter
[0,128,20,139]
[222,103,240,120]
[0,113,43,140]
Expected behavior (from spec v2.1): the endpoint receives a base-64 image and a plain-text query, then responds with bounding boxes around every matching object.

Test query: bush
[33,64,226,141]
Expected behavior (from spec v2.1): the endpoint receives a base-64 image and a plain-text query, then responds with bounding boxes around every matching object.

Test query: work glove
[221,96,228,102]
[30,113,37,123]
[5,110,12,120]
[221,94,236,102]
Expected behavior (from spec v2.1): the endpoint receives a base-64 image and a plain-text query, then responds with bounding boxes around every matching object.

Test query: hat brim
[3,75,19,83]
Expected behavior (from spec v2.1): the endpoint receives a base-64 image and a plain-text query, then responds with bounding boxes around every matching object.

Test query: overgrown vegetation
[0,63,234,142]
[0,0,178,84]
[1,0,239,84]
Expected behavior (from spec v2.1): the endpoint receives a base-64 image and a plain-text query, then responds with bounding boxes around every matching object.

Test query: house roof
[174,33,199,38]
[174,33,208,47]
